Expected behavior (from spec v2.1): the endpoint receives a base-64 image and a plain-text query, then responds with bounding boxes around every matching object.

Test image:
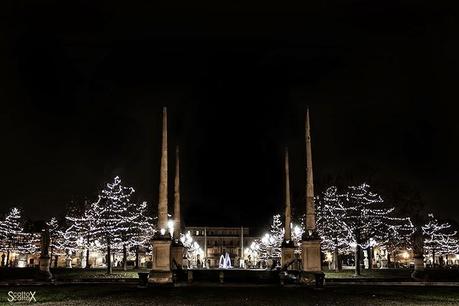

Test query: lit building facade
[184,226,258,268]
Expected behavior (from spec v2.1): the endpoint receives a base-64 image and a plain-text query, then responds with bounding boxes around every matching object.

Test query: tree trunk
[6,250,10,267]
[86,235,90,269]
[333,247,340,272]
[54,255,58,268]
[354,230,361,276]
[106,238,112,275]
[367,246,373,270]
[135,246,139,269]
[354,244,361,276]
[50,246,54,268]
[122,245,127,271]
[86,249,90,269]
[432,249,436,268]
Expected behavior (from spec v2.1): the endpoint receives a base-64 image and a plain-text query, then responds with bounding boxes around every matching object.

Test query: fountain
[218,252,232,269]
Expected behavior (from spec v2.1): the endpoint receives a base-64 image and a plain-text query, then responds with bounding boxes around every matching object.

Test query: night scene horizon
[2,1,459,305]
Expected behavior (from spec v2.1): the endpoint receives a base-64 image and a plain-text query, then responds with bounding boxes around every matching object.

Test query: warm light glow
[401,251,409,259]
[167,220,174,236]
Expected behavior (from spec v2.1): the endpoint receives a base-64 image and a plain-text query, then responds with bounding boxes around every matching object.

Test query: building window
[196,230,199,236]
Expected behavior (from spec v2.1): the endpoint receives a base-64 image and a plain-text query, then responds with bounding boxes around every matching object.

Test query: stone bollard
[219,271,224,284]
[137,272,149,288]
[279,271,287,286]
[314,272,325,288]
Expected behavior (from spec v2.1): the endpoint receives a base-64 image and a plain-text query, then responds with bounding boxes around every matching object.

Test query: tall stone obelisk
[300,108,322,272]
[149,107,173,284]
[158,107,169,233]
[305,108,315,233]
[171,145,184,269]
[281,148,295,269]
[173,145,181,239]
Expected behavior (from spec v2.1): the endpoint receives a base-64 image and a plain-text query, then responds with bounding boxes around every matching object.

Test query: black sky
[1,0,459,231]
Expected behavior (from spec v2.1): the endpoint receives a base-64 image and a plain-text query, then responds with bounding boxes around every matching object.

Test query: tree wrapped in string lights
[46,217,66,268]
[61,180,155,270]
[91,176,135,274]
[0,207,25,267]
[60,202,93,268]
[119,200,154,270]
[17,232,40,256]
[422,213,458,266]
[316,187,353,271]
[179,231,202,267]
[270,214,284,257]
[378,214,414,265]
[255,215,284,263]
[338,183,405,275]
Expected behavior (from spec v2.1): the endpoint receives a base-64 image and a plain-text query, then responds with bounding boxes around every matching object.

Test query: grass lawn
[48,268,413,281]
[324,269,413,279]
[5,268,457,282]
[50,268,145,279]
[50,268,414,280]
[1,284,458,305]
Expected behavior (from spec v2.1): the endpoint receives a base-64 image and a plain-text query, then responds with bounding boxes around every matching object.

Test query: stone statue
[38,227,52,280]
[41,228,50,256]
[411,227,425,279]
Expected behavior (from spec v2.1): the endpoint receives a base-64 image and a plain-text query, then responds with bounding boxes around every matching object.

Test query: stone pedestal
[411,254,425,280]
[411,254,427,280]
[38,255,52,280]
[301,239,321,272]
[148,238,173,284]
[170,241,184,270]
[281,241,295,270]
[413,255,424,271]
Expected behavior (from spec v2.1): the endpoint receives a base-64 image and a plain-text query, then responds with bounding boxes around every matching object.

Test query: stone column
[281,148,295,269]
[301,108,322,274]
[149,107,173,284]
[171,145,184,269]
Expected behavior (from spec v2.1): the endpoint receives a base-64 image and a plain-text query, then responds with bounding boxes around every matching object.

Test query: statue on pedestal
[38,227,52,280]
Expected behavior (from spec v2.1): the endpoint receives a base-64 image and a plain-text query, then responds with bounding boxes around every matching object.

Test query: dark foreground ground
[1,285,459,305]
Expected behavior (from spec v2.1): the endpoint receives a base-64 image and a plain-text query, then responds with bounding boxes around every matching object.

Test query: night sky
[1,0,458,232]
